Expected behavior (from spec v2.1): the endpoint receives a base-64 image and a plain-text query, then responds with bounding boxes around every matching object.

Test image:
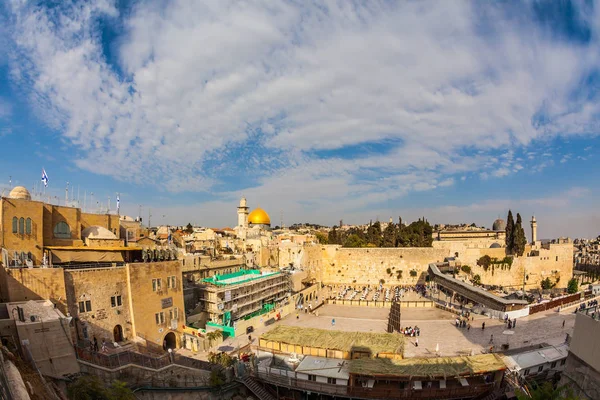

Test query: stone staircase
[240,375,278,400]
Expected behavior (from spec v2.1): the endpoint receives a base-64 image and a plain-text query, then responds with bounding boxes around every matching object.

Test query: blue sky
[0,0,599,238]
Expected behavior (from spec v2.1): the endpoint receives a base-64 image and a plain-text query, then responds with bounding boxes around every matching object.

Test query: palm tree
[206,330,223,348]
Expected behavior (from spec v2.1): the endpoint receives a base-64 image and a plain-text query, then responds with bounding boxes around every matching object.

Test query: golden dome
[9,186,31,200]
[247,208,271,226]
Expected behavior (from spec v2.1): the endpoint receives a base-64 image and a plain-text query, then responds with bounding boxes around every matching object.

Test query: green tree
[567,278,578,294]
[107,381,135,400]
[382,222,397,247]
[513,213,527,256]
[343,234,365,248]
[328,226,339,245]
[477,255,492,271]
[315,232,328,244]
[185,223,194,234]
[366,221,382,246]
[471,274,481,285]
[516,381,580,400]
[67,376,108,400]
[505,210,514,253]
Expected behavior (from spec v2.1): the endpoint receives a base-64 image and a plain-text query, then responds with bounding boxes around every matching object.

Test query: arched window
[19,218,25,235]
[12,217,18,233]
[53,221,71,239]
[25,218,32,235]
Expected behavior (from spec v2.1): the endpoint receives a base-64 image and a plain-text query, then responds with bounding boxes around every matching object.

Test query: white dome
[82,226,117,240]
[9,186,31,200]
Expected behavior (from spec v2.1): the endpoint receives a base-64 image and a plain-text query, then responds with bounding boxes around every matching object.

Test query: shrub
[471,274,481,285]
[386,268,392,274]
[461,265,471,274]
[409,270,417,277]
[379,279,385,284]
[567,278,578,294]
[477,255,492,271]
[541,277,554,290]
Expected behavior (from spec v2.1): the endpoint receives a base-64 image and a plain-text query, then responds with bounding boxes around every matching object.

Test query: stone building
[560,307,600,399]
[0,186,128,266]
[0,187,184,350]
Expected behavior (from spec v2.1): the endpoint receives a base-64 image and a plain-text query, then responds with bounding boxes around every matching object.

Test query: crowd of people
[401,325,420,337]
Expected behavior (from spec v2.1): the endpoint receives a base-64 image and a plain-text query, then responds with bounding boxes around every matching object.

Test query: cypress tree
[505,210,514,253]
[514,213,527,256]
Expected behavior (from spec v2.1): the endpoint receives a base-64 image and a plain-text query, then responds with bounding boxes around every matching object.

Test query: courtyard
[188,301,578,361]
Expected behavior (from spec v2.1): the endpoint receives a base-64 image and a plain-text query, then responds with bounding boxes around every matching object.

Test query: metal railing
[75,345,216,372]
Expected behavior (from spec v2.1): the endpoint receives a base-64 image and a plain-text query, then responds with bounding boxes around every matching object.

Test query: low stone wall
[325,299,434,308]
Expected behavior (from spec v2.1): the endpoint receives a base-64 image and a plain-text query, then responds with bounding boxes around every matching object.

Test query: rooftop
[349,354,506,378]
[202,269,281,287]
[261,325,404,356]
[296,356,350,380]
[502,344,568,371]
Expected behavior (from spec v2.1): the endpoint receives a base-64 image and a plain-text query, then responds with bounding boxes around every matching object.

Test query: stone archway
[163,332,177,351]
[113,325,123,343]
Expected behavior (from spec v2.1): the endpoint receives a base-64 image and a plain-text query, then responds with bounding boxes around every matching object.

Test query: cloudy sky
[0,0,599,238]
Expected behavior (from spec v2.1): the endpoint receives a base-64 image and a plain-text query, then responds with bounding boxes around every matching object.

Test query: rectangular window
[78,301,85,313]
[523,369,530,376]
[167,276,177,289]
[85,300,92,312]
[153,278,162,292]
[561,359,566,366]
[307,375,316,381]
[327,377,337,384]
[155,312,165,325]
[551,361,557,369]
[538,366,544,372]
[111,295,122,307]
[170,307,179,321]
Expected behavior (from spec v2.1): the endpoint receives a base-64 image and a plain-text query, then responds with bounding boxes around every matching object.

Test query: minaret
[530,216,537,244]
[237,197,249,228]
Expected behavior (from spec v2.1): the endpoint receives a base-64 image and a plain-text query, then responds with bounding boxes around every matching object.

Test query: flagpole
[83,191,87,213]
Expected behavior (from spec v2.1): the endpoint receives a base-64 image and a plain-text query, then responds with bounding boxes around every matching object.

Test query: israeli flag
[116,194,120,211]
[41,169,49,187]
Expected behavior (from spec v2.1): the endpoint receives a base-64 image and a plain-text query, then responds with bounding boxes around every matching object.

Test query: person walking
[562,319,565,328]
[513,319,516,328]
[415,338,419,347]
[93,337,99,352]
[489,334,494,344]
[482,322,485,330]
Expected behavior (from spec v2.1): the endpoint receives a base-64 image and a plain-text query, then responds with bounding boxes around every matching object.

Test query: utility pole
[65,182,69,206]
[148,208,152,228]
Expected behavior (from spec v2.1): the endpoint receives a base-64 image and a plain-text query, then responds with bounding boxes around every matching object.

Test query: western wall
[285,242,573,290]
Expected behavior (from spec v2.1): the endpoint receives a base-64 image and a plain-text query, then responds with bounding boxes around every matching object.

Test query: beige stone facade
[127,261,185,350]
[0,195,121,265]
[290,242,573,290]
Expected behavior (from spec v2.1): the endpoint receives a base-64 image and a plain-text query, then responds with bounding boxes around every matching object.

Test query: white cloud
[4,0,600,226]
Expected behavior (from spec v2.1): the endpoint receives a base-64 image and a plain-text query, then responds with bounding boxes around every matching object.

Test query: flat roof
[349,354,506,378]
[502,344,569,371]
[296,356,349,380]
[202,269,281,286]
[261,325,404,355]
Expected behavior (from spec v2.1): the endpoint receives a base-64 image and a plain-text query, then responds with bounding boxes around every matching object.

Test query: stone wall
[0,198,45,263]
[0,267,67,313]
[294,243,573,290]
[65,267,132,344]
